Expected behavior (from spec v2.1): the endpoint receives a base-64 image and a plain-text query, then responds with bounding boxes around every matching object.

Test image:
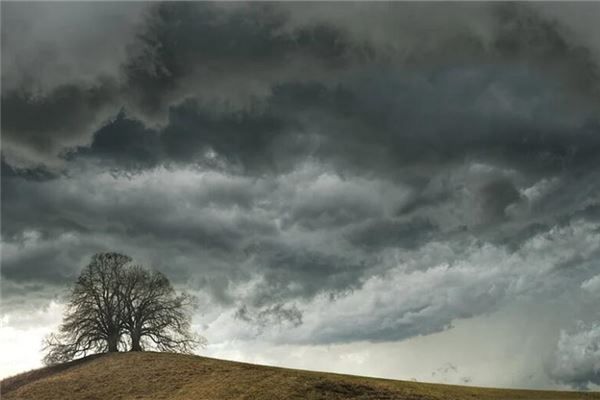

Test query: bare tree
[121,265,204,353]
[43,253,131,365]
[43,252,204,365]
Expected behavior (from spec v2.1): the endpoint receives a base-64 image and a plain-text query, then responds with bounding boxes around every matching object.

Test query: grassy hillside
[1,352,598,400]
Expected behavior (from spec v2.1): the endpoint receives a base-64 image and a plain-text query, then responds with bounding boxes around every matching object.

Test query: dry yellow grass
[1,352,598,400]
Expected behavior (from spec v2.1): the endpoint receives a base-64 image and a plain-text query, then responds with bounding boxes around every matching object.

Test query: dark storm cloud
[160,100,290,172]
[1,82,119,167]
[2,2,598,188]
[0,167,271,252]
[73,66,600,182]
[577,204,600,222]
[1,234,94,284]
[2,162,414,311]
[122,2,363,119]
[1,170,257,293]
[0,158,57,181]
[476,178,522,223]
[236,303,303,329]
[3,2,599,266]
[1,1,370,168]
[492,3,600,100]
[5,2,600,172]
[247,239,369,306]
[346,218,436,251]
[1,1,145,167]
[74,112,161,170]
[499,222,550,251]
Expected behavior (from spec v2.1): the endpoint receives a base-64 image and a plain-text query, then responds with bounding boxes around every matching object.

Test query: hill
[1,352,598,400]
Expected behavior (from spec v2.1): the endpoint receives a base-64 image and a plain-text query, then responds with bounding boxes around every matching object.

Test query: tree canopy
[43,252,204,365]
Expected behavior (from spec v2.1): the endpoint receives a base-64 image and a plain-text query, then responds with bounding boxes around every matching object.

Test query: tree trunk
[130,337,142,351]
[107,333,119,352]
[130,327,142,351]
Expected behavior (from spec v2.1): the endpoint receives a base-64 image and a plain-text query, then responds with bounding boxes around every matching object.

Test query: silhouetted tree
[43,253,131,365]
[43,252,203,365]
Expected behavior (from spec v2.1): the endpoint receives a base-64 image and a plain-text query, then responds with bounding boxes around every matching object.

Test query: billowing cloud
[4,2,600,171]
[550,322,600,389]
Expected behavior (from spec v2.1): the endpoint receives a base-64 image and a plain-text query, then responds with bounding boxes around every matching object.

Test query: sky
[1,1,600,390]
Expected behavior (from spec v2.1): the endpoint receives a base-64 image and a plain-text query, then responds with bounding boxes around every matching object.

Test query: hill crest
[1,352,598,400]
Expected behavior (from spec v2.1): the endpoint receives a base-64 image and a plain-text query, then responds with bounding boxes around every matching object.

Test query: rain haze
[1,2,600,390]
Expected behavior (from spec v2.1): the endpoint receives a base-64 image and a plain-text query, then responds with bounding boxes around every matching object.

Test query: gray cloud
[121,3,365,120]
[346,217,436,251]
[1,82,119,168]
[236,303,303,330]
[1,1,146,168]
[4,2,600,172]
[1,2,369,168]
[549,322,600,390]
